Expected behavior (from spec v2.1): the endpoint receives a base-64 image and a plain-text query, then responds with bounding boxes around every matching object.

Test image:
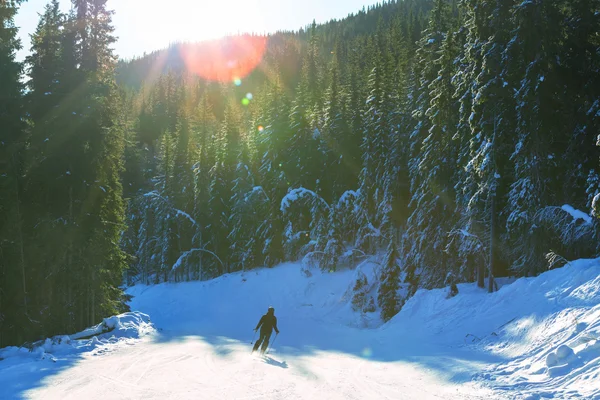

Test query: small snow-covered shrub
[351,272,369,312]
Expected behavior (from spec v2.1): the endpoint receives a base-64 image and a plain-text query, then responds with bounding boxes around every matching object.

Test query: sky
[15,0,379,62]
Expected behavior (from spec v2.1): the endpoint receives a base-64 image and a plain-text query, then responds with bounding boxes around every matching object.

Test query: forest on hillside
[1,0,599,347]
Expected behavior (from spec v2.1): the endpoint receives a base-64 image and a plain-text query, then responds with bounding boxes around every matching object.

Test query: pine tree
[191,94,217,276]
[0,0,27,346]
[321,43,351,201]
[460,0,515,288]
[378,239,401,322]
[504,0,565,276]
[404,28,460,288]
[351,271,369,312]
[561,0,600,213]
[407,0,451,219]
[356,39,394,252]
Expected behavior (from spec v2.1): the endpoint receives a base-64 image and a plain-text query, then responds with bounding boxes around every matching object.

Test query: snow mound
[0,312,154,363]
[386,258,600,399]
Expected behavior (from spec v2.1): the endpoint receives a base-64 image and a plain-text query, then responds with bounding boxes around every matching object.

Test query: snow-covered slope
[0,312,154,398]
[389,258,600,399]
[1,258,599,399]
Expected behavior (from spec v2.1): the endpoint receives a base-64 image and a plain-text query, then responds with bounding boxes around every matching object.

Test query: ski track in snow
[17,336,496,400]
[3,259,600,399]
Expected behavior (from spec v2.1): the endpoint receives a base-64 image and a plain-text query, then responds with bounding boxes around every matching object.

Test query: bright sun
[124,0,267,48]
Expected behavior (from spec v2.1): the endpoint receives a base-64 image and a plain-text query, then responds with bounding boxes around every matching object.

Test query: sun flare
[133,0,267,46]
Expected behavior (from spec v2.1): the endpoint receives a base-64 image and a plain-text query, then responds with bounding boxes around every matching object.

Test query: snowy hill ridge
[392,257,600,399]
[1,259,599,399]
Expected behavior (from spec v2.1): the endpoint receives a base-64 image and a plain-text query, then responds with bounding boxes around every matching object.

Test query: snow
[0,312,153,397]
[245,186,270,202]
[143,191,198,225]
[175,209,197,226]
[337,189,358,206]
[593,193,600,214]
[280,187,330,213]
[394,258,600,399]
[3,259,600,399]
[561,204,592,225]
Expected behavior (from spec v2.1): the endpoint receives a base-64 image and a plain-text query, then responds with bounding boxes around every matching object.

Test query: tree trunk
[475,220,485,288]
[477,262,485,288]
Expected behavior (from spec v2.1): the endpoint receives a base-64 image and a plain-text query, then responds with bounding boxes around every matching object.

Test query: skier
[252,306,280,354]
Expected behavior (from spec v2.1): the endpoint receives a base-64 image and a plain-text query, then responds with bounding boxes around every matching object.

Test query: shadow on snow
[148,315,507,385]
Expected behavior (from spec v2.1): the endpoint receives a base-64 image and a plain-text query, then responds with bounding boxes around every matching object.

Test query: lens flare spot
[234,78,242,86]
[246,93,253,100]
[257,125,264,132]
[179,36,268,83]
[241,98,250,106]
[362,348,373,358]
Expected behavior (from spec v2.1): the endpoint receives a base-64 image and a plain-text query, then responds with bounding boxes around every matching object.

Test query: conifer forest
[1,0,599,347]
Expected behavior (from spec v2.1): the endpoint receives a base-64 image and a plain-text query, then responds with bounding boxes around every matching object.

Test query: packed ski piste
[1,258,599,399]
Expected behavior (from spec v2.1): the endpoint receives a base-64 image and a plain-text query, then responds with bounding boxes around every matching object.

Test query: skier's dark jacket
[255,308,279,335]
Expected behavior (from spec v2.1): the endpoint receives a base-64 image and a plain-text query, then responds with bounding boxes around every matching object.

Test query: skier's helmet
[268,306,275,314]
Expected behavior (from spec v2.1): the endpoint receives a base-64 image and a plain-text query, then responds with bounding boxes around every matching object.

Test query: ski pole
[251,330,257,344]
[266,333,278,354]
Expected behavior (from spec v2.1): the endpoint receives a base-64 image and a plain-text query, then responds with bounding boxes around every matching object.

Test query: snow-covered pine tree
[378,239,402,322]
[403,0,452,288]
[404,27,460,289]
[228,164,263,272]
[561,0,600,217]
[256,82,290,268]
[321,42,352,202]
[191,94,217,278]
[356,37,393,253]
[351,271,369,312]
[172,114,196,281]
[462,0,515,289]
[504,0,565,276]
[321,203,344,272]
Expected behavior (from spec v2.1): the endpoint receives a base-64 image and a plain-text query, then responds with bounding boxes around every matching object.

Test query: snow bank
[386,258,600,399]
[0,312,154,363]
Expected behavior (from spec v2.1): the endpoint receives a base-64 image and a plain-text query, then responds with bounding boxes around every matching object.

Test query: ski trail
[10,263,511,399]
[19,330,502,399]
